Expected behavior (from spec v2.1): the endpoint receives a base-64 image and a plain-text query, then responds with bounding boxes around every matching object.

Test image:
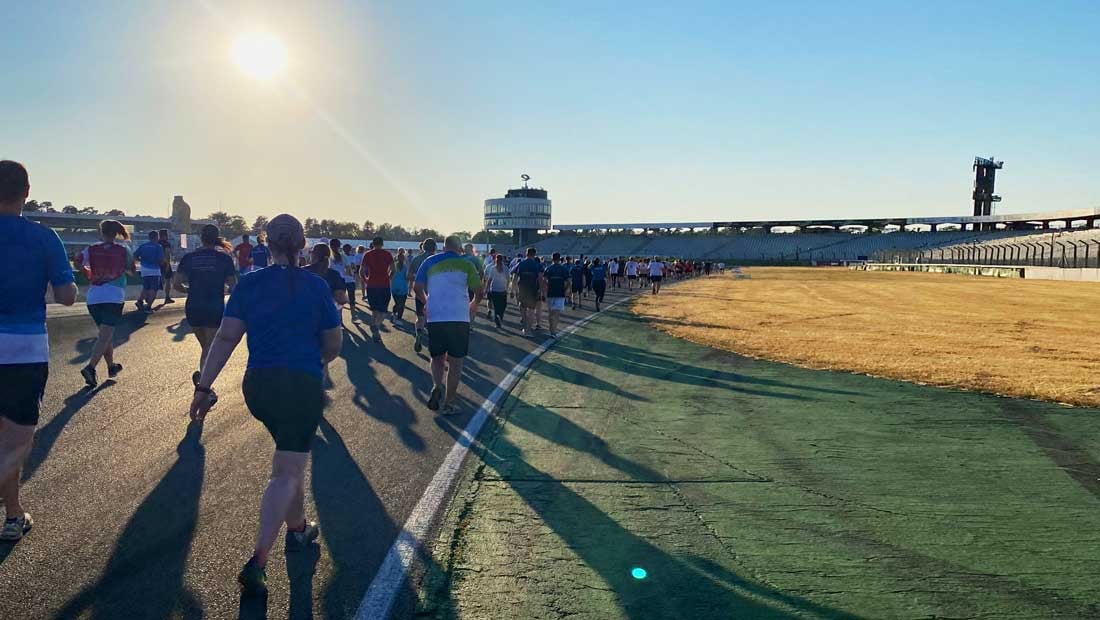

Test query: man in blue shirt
[133,231,165,313]
[0,161,77,542]
[510,247,544,336]
[250,236,271,270]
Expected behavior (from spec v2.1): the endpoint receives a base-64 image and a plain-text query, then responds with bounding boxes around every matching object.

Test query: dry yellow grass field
[632,267,1100,407]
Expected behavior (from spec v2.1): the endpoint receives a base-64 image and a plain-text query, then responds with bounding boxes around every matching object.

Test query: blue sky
[1,1,1097,232]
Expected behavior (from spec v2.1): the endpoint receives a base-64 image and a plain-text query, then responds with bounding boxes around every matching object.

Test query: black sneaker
[80,365,97,388]
[413,329,423,353]
[237,557,267,596]
[107,363,123,378]
[285,521,320,552]
[371,326,382,344]
[495,316,502,329]
[427,385,443,411]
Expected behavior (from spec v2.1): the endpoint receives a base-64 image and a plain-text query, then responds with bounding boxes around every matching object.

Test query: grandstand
[529,208,1100,266]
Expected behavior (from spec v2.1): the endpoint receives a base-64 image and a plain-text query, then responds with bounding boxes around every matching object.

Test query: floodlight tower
[973,156,1003,230]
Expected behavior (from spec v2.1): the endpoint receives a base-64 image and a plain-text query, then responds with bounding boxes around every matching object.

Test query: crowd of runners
[0,160,721,596]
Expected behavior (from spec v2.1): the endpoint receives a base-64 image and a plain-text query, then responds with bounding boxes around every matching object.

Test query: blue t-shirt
[511,257,543,293]
[0,215,75,364]
[544,263,569,298]
[250,244,271,268]
[570,264,586,288]
[224,266,342,376]
[178,247,236,309]
[134,241,165,275]
[591,265,607,281]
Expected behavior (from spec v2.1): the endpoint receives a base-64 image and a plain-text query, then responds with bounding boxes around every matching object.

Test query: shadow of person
[462,404,863,620]
[23,383,115,482]
[310,418,402,619]
[69,310,149,365]
[54,421,206,620]
[340,329,426,452]
[166,319,190,342]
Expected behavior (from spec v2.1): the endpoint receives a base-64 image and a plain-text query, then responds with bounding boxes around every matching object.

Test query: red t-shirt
[362,248,394,288]
[235,242,253,268]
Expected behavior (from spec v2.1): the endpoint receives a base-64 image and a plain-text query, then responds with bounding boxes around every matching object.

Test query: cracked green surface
[417,306,1100,619]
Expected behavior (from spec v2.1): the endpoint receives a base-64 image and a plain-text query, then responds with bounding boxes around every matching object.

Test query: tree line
[24,200,516,246]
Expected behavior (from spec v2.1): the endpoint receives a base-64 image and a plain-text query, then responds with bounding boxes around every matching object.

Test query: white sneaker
[0,512,32,541]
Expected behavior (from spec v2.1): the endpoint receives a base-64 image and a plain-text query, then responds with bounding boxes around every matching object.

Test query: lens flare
[631,567,648,580]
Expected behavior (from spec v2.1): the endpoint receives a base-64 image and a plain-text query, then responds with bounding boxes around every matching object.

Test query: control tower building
[484,176,551,246]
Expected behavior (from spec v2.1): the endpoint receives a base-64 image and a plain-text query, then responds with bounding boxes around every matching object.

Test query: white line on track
[355,296,632,620]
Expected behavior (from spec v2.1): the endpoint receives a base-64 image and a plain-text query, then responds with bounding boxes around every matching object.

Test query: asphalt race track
[0,287,632,620]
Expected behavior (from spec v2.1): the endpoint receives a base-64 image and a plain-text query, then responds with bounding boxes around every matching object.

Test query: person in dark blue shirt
[0,160,77,542]
[189,214,341,596]
[590,258,608,311]
[509,247,544,335]
[569,258,586,310]
[543,252,571,335]
[175,224,238,386]
[250,238,271,269]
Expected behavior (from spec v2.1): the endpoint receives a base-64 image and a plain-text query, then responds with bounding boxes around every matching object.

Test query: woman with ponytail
[78,220,134,388]
[188,214,342,595]
[175,224,238,388]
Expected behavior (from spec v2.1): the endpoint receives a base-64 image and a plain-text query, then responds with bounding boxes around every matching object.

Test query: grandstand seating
[529,228,1100,266]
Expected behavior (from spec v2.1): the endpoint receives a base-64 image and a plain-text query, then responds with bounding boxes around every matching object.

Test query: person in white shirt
[624,257,639,289]
[648,257,666,295]
[608,258,620,288]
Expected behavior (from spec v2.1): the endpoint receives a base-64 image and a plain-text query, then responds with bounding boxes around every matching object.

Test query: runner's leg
[87,325,115,370]
[253,451,309,566]
[445,356,464,406]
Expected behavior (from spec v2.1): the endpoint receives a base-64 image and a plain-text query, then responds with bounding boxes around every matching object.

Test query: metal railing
[873,236,1100,269]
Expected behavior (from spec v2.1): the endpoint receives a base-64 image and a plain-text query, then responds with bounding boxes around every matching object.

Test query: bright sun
[231,32,288,79]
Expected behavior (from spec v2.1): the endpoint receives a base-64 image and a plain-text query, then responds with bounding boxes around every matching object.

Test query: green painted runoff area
[417,306,1100,619]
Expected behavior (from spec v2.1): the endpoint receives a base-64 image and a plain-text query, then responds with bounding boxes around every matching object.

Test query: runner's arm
[190,317,245,420]
[320,326,342,364]
[333,288,348,306]
[414,280,427,304]
[52,282,78,306]
[174,270,190,294]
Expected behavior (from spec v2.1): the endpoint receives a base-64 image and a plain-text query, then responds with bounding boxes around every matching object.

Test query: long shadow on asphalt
[23,383,115,483]
[68,310,150,366]
[430,400,863,619]
[341,327,427,452]
[307,417,442,619]
[54,421,206,620]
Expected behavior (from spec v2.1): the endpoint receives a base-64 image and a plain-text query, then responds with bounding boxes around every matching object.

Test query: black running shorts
[186,302,225,328]
[0,363,49,426]
[242,368,323,453]
[427,321,470,359]
[88,303,124,327]
[366,287,391,312]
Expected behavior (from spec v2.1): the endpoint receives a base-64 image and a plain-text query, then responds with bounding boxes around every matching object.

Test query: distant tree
[361,220,376,238]
[105,209,126,216]
[62,205,79,214]
[23,200,41,212]
[252,215,269,234]
[206,211,248,238]
[41,201,52,211]
[78,206,98,215]
[414,228,442,241]
[450,231,472,244]
[304,218,321,237]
